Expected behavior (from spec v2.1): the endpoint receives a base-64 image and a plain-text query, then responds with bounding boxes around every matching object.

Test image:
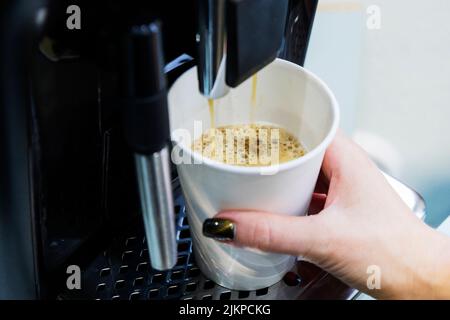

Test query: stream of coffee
[207,74,258,129]
[208,99,215,128]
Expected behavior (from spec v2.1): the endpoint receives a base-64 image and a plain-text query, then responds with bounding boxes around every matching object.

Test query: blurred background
[305,0,450,227]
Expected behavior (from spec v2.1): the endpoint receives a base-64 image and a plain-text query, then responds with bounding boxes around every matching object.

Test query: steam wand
[120,22,177,270]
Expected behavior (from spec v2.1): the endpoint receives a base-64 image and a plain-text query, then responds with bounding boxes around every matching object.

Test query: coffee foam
[192,123,307,167]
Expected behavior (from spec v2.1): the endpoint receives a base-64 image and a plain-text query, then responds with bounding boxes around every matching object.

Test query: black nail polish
[202,218,235,241]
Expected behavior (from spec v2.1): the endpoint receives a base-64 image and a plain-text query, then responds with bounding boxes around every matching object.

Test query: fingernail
[202,218,235,241]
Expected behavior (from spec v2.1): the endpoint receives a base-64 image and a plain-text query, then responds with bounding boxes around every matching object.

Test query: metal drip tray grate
[57,172,423,300]
[57,186,325,300]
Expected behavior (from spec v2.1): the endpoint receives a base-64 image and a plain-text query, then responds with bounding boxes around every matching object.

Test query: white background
[305,0,450,227]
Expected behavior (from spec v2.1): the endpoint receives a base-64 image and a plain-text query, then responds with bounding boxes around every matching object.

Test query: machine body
[0,0,318,299]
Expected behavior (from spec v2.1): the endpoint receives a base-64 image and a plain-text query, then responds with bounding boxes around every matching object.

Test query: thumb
[202,209,327,259]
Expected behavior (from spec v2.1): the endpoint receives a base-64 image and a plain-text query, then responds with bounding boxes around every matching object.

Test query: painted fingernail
[202,218,235,241]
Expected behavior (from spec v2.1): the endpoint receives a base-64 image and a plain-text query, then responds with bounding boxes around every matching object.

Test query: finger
[202,210,327,259]
[321,130,378,205]
[321,130,355,181]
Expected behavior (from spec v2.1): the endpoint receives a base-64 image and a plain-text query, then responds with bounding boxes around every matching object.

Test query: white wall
[305,0,450,226]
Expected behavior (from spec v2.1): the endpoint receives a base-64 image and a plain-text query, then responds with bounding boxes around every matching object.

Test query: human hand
[202,131,450,299]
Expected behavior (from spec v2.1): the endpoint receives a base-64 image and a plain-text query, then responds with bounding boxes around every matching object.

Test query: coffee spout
[197,0,289,99]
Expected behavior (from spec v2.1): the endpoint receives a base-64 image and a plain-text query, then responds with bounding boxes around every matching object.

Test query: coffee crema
[192,123,307,167]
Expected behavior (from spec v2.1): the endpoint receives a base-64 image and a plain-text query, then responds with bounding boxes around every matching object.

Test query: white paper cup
[168,58,339,290]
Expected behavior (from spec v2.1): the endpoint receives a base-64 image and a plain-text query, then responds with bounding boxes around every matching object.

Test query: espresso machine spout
[197,0,289,99]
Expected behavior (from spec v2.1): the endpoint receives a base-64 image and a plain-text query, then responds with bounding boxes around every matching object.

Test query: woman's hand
[202,131,450,299]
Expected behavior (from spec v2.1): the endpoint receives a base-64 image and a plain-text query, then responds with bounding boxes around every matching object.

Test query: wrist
[426,231,450,299]
[386,222,450,300]
[406,226,450,299]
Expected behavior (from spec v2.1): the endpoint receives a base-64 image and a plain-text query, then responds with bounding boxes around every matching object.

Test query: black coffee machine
[1,0,352,300]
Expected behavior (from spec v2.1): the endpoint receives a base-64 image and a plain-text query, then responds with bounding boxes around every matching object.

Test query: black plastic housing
[121,23,170,155]
[226,0,289,87]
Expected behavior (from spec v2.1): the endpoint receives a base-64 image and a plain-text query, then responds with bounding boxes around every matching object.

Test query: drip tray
[58,184,357,300]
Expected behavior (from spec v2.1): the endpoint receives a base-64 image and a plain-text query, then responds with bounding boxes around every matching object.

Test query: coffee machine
[0,0,425,300]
